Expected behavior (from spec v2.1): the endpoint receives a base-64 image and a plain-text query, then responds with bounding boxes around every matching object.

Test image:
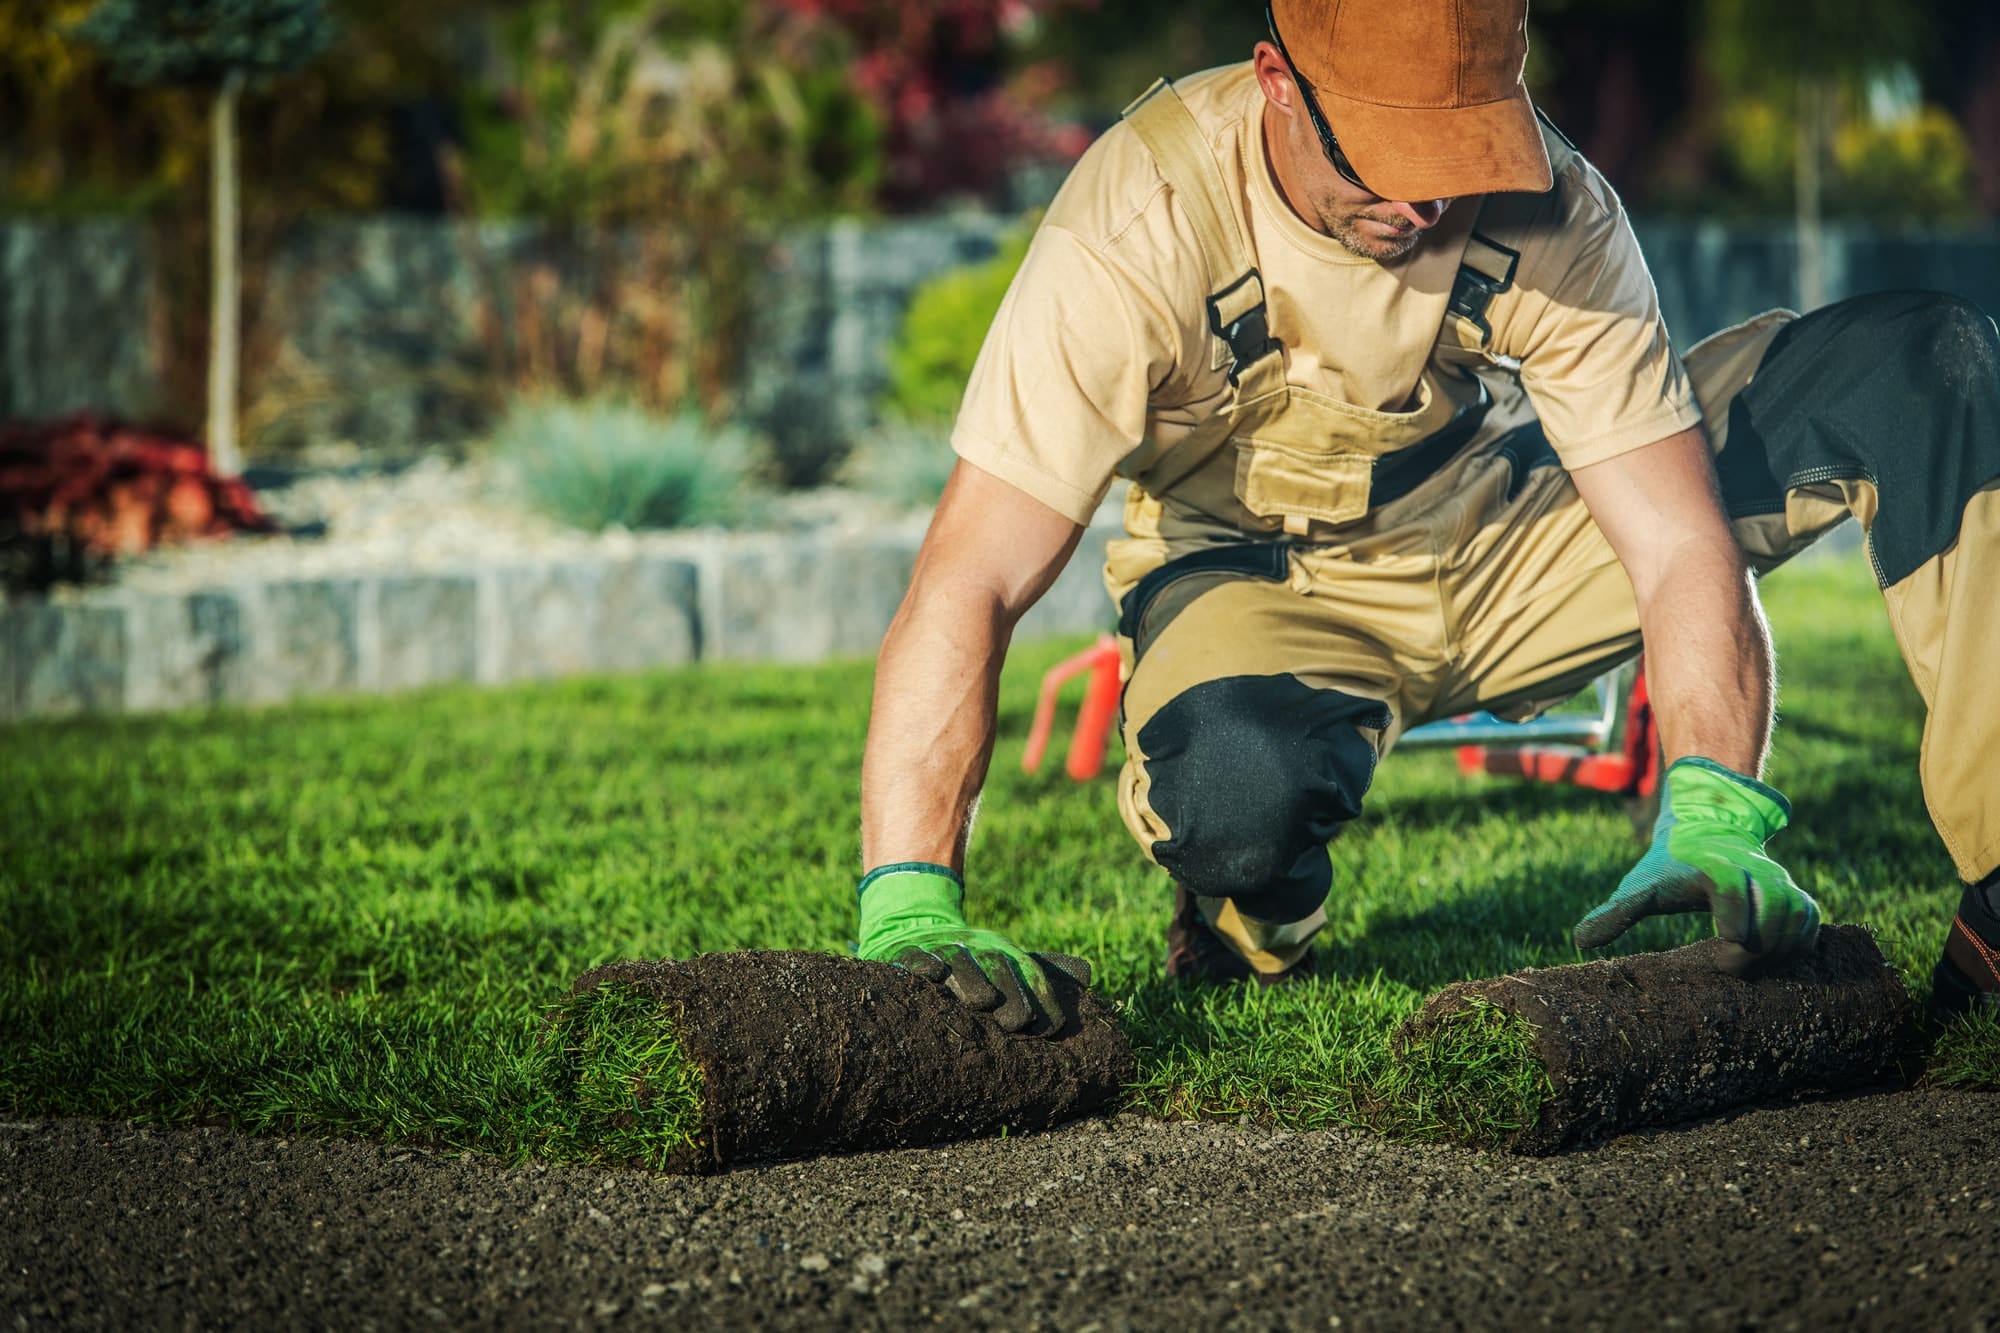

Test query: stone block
[599,556,700,672]
[704,536,917,663]
[122,589,249,711]
[375,574,479,690]
[489,562,606,683]
[4,600,127,718]
[1,219,157,420]
[254,578,361,703]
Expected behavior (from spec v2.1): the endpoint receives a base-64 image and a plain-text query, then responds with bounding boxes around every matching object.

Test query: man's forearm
[1634,542,1774,774]
[860,584,1012,873]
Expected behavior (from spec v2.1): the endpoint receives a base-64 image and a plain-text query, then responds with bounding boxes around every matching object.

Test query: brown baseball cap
[1269,0,1553,201]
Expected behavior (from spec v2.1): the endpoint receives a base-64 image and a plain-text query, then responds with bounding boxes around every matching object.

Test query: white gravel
[97,454,936,597]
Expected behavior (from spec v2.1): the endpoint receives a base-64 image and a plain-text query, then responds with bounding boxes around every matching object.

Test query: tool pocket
[1230,374,1458,532]
[1232,441,1375,528]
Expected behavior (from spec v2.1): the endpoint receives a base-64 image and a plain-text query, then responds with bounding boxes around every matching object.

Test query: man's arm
[1566,423,1772,772]
[861,458,1084,869]
[853,458,1094,1032]
[1567,424,1820,959]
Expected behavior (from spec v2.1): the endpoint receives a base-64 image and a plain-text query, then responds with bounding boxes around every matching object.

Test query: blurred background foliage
[883,227,1032,428]
[10,0,1994,224]
[446,0,886,420]
[4,0,1998,491]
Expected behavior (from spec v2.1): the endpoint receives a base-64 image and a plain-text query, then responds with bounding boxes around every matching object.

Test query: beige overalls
[1104,80,2000,974]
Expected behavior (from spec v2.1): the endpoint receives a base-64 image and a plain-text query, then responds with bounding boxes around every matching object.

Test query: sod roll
[566,950,1133,1171]
[1395,925,1914,1155]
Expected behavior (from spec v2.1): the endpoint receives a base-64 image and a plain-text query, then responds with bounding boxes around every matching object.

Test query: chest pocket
[1231,373,1467,532]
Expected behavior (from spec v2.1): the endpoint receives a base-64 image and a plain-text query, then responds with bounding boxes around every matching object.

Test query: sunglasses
[1264,0,1375,196]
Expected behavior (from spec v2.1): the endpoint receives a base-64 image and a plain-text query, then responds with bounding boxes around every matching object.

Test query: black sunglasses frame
[1264,0,1375,195]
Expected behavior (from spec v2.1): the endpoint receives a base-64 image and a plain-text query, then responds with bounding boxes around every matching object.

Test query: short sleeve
[950,223,1177,525]
[1509,171,1702,470]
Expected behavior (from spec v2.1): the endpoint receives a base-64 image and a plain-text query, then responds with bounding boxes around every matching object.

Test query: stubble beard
[1318,198,1426,262]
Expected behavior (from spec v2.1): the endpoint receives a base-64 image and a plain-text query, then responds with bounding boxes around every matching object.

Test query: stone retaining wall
[0,521,1122,722]
[0,516,1869,724]
[7,213,1999,449]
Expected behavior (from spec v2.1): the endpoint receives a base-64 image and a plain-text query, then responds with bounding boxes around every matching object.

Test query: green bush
[1833,105,1975,222]
[756,382,854,490]
[882,227,1033,425]
[1711,93,1976,221]
[496,397,756,531]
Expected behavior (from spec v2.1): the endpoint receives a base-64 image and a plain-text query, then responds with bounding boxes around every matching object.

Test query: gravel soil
[5,1090,1996,1331]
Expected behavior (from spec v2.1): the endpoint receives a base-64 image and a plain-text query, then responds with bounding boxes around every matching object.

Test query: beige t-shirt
[950,62,1699,527]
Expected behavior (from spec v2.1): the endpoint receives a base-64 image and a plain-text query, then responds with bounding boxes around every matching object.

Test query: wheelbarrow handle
[1023,635,1122,776]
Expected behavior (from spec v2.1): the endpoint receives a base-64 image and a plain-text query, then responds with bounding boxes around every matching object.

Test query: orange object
[1453,662,1658,797]
[1023,635,1124,781]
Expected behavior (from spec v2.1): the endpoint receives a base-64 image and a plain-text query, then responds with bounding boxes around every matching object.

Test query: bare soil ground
[5,1089,1996,1331]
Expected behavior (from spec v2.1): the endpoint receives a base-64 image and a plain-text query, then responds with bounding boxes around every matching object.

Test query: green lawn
[3,550,1993,1164]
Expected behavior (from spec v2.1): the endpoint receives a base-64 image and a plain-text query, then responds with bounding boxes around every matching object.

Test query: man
[852,0,2000,1033]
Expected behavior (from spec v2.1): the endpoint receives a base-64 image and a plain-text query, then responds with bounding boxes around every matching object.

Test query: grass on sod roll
[2,550,1993,1164]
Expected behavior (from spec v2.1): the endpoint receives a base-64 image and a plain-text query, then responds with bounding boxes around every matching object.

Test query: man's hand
[856,864,1090,1034]
[1574,757,1821,960]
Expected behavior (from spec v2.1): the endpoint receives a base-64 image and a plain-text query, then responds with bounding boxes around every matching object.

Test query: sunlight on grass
[1378,998,1550,1146]
[541,983,706,1169]
[1,547,1990,1160]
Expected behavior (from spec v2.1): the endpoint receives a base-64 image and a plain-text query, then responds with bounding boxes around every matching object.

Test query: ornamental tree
[1702,0,1928,310]
[74,0,335,475]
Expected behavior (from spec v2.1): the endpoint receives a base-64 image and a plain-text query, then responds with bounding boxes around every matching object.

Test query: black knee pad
[1728,290,2000,585]
[1136,674,1391,922]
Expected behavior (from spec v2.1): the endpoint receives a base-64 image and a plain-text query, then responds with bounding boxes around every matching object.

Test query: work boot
[1930,870,2000,1025]
[1164,885,1317,987]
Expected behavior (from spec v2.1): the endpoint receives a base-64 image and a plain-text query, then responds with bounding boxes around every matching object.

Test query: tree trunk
[1794,78,1833,313]
[207,75,243,477]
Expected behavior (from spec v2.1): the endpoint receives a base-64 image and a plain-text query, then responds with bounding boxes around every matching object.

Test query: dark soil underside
[6,1089,1997,1331]
[567,951,1131,1169]
[1401,926,1915,1153]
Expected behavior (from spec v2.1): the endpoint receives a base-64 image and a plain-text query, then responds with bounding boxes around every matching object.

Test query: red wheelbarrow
[1022,639,1661,833]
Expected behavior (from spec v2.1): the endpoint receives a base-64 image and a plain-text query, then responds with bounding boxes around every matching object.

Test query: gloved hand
[856,863,1090,1035]
[1573,757,1821,960]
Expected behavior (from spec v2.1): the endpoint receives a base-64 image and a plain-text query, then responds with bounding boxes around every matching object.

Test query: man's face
[1255,43,1453,262]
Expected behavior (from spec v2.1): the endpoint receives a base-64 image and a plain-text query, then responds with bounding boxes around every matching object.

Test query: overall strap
[1118,78,1285,491]
[1447,231,1518,346]
[1448,111,1573,346]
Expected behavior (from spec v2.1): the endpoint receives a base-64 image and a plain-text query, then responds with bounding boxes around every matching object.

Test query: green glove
[856,863,1089,1035]
[1573,757,1822,960]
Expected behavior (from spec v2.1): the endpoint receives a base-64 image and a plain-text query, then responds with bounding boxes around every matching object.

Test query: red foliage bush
[769,0,1096,207]
[0,415,275,591]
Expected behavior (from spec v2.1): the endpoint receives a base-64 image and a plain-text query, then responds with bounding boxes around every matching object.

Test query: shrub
[881,226,1032,426]
[458,1,885,416]
[841,418,958,508]
[755,381,854,490]
[495,398,757,532]
[1832,104,1975,222]
[761,0,1091,209]
[1710,92,1975,221]
[0,414,275,592]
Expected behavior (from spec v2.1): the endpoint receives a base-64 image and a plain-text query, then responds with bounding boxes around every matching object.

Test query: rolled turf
[1395,924,1915,1154]
[556,951,1133,1170]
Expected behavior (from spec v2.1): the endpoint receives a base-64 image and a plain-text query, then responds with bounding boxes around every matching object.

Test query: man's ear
[1250,43,1298,117]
